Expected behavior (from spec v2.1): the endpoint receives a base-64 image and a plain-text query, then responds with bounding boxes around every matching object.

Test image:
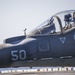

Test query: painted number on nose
[11,50,26,61]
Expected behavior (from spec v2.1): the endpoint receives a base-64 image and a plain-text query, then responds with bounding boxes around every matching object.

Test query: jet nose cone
[0,48,12,68]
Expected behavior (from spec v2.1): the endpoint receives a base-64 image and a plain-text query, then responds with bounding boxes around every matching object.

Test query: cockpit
[27,10,75,36]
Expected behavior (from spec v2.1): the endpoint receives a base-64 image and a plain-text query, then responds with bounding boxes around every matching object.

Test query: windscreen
[27,16,61,36]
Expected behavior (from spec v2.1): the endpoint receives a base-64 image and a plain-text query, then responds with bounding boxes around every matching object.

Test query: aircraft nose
[0,38,37,68]
[0,48,12,67]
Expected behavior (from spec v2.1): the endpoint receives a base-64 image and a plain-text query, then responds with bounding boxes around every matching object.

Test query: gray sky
[0,0,75,44]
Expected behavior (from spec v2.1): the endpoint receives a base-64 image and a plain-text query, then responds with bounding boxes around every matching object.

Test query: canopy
[28,10,75,36]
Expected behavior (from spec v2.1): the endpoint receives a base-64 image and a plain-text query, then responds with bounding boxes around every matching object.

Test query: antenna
[23,28,27,36]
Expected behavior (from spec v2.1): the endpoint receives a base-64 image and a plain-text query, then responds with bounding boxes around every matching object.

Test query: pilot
[48,18,56,33]
[41,18,56,34]
[64,13,72,29]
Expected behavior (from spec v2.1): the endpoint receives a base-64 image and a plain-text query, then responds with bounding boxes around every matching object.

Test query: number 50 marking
[11,50,26,61]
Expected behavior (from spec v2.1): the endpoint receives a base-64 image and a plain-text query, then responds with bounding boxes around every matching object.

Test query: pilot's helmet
[64,13,72,22]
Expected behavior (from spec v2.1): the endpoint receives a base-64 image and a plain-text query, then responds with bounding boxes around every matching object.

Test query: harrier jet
[0,10,75,68]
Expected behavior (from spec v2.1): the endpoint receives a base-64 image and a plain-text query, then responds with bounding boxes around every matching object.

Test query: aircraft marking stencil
[11,50,26,61]
[59,37,66,44]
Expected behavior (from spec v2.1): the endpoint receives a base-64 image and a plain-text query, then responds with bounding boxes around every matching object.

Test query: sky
[0,0,75,44]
